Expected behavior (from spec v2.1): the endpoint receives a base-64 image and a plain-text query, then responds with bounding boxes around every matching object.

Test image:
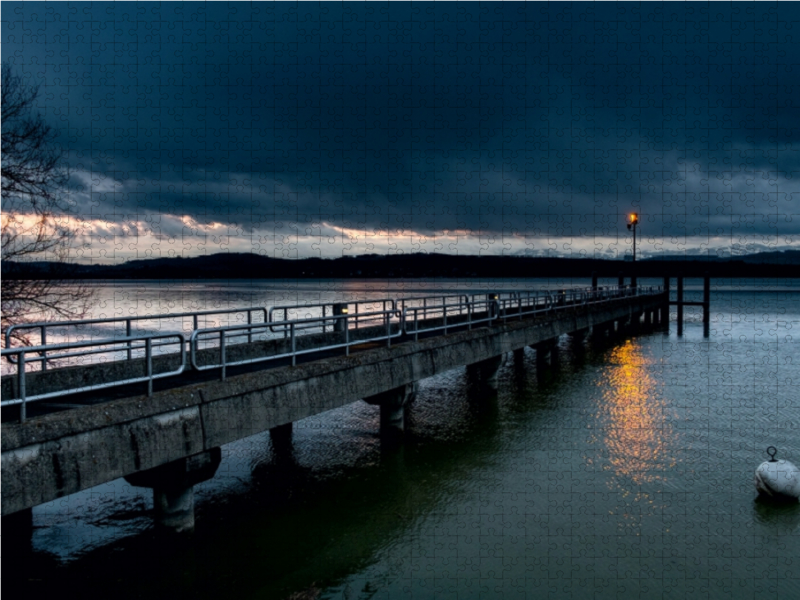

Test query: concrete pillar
[572,328,589,340]
[2,507,33,551]
[591,271,598,291]
[591,322,612,344]
[532,339,557,370]
[270,422,293,455]
[124,448,222,534]
[153,487,194,533]
[466,355,504,390]
[332,303,349,333]
[364,383,418,440]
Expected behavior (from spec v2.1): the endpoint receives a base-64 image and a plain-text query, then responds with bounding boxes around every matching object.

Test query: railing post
[18,352,26,423]
[146,337,153,395]
[127,319,133,360]
[219,331,226,381]
[247,311,253,344]
[443,304,448,334]
[40,326,48,371]
[703,271,710,324]
[677,273,684,336]
[291,323,296,366]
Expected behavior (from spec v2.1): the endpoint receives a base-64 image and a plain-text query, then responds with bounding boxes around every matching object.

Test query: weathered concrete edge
[1,295,663,514]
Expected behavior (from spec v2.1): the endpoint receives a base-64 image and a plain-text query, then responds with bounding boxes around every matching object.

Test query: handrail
[267,298,396,334]
[4,306,267,368]
[398,294,471,310]
[402,298,499,340]
[192,309,404,378]
[1,285,666,420]
[0,333,187,421]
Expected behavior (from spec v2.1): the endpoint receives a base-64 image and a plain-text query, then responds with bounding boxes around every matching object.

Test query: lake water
[8,278,800,599]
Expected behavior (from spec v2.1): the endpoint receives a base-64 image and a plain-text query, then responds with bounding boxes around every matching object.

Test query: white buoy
[754,447,800,501]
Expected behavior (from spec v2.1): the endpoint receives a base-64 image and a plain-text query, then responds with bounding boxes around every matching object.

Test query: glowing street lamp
[626,213,639,262]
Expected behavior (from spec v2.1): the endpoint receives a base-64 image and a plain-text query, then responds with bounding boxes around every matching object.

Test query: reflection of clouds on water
[590,340,677,496]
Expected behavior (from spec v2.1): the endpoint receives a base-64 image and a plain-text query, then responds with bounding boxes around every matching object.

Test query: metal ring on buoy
[767,446,778,462]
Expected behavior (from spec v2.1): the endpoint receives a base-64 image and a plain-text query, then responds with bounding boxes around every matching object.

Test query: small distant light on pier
[626,213,639,262]
[341,308,349,314]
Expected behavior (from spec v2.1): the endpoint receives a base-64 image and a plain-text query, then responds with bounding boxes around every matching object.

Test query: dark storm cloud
[3,2,799,252]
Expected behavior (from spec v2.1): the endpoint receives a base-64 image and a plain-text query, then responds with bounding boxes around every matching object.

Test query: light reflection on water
[8,278,800,599]
[597,340,675,489]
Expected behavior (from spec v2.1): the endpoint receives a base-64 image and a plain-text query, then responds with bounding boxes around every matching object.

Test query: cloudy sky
[3,2,799,263]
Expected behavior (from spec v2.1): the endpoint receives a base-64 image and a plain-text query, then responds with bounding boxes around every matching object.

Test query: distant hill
[3,251,799,279]
[642,250,800,265]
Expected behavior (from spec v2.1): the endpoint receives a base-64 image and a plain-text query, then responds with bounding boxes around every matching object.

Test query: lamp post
[626,213,639,262]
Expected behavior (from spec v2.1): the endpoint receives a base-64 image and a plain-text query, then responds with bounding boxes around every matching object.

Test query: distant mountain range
[3,250,799,279]
[641,250,800,265]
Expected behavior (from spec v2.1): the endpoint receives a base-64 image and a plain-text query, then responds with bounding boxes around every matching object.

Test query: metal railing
[398,294,471,312]
[4,307,268,369]
[402,298,499,340]
[191,309,403,379]
[0,333,187,421]
[1,285,666,417]
[268,298,396,336]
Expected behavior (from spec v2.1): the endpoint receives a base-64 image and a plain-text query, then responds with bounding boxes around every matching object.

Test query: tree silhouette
[1,65,92,346]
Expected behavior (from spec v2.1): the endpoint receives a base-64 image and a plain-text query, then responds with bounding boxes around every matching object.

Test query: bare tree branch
[2,64,95,349]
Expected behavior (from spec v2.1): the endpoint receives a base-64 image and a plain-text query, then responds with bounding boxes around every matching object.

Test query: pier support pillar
[270,422,293,454]
[532,339,558,374]
[125,448,222,534]
[513,347,525,364]
[569,328,588,343]
[467,355,504,391]
[2,507,33,550]
[591,322,610,344]
[364,383,418,440]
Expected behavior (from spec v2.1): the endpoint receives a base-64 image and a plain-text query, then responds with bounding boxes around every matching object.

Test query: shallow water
[8,278,800,599]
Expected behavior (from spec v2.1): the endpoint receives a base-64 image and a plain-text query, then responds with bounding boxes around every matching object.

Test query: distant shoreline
[4,251,800,280]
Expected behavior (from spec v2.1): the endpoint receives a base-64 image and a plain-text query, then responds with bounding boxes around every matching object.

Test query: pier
[2,285,667,536]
